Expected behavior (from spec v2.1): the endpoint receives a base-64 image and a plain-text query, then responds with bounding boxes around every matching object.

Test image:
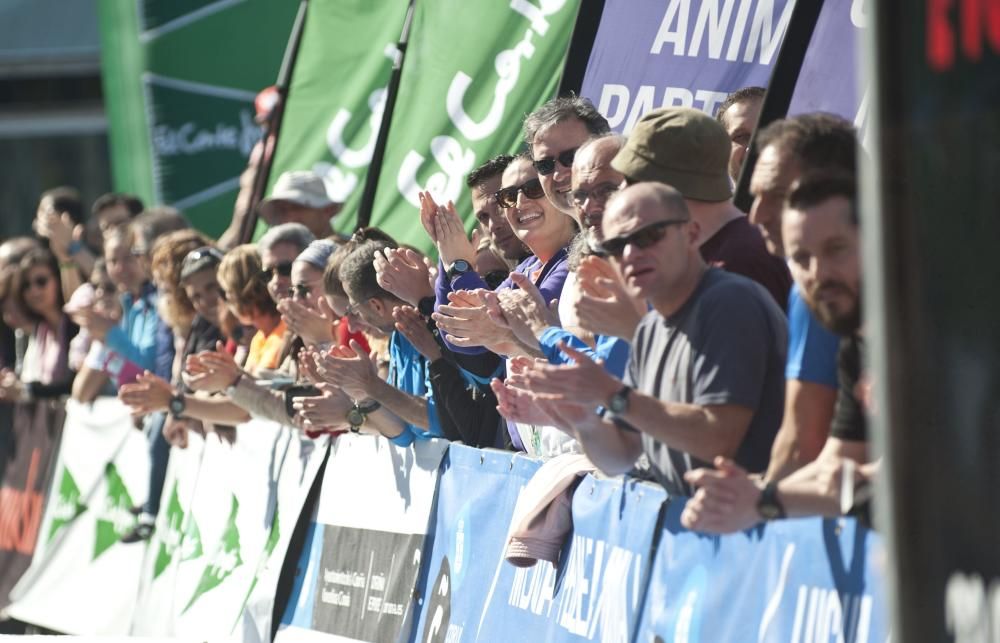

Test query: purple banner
[787,0,868,133]
[580,0,794,132]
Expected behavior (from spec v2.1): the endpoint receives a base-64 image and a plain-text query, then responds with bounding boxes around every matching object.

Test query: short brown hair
[217,244,277,319]
[150,229,211,330]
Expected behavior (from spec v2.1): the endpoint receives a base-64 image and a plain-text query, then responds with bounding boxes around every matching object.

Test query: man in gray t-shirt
[626,267,786,495]
[516,183,786,497]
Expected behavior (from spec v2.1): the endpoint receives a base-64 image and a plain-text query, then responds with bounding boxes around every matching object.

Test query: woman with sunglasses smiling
[0,248,79,403]
[431,154,577,364]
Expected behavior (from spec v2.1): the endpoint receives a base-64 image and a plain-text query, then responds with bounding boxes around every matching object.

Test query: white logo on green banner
[93,463,137,560]
[46,467,86,543]
[183,494,243,612]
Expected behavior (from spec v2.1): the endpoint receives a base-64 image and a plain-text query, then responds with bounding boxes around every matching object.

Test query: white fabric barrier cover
[235,429,329,643]
[275,434,449,643]
[7,398,151,635]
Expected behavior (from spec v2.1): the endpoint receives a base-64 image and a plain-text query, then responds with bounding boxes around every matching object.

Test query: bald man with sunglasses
[514,183,787,496]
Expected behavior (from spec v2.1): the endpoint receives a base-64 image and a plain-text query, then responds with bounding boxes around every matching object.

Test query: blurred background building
[0,0,110,239]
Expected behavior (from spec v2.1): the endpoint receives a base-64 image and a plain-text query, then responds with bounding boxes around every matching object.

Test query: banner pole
[733,0,825,213]
[237,0,311,245]
[556,0,605,96]
[354,0,417,231]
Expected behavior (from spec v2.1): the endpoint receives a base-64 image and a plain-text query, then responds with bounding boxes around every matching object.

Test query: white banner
[131,430,208,636]
[276,434,449,643]
[7,398,150,635]
[235,430,330,643]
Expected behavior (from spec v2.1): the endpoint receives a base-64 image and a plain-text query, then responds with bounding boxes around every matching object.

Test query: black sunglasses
[532,148,577,176]
[289,283,311,299]
[599,219,689,258]
[495,178,546,209]
[261,261,293,282]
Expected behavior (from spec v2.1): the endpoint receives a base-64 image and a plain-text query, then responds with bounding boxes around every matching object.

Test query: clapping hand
[574,256,645,340]
[375,247,434,306]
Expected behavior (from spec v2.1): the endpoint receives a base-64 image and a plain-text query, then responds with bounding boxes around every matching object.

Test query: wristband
[67,240,84,256]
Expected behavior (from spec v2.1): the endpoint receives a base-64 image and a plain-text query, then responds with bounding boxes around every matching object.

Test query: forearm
[573,417,643,475]
[362,405,408,440]
[620,395,747,464]
[59,266,83,304]
[766,380,836,481]
[228,377,293,425]
[182,395,251,425]
[776,438,870,518]
[370,378,429,430]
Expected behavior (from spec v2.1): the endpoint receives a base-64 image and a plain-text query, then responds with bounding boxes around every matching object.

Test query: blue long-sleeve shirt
[386,330,443,447]
[434,249,570,355]
[104,282,160,373]
[537,327,630,379]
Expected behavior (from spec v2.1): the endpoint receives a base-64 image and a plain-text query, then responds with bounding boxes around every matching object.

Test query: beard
[807,280,861,336]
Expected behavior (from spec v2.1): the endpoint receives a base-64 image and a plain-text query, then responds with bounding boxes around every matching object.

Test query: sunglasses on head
[532,148,577,176]
[599,219,689,258]
[261,261,293,283]
[495,178,546,209]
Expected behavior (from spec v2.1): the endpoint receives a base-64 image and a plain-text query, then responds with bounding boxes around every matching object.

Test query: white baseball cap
[259,171,338,217]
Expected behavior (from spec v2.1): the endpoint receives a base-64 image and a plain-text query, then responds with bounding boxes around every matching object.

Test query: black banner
[0,401,64,609]
[311,525,423,642]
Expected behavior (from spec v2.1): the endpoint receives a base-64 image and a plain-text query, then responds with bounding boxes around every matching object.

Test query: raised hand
[184,342,243,393]
[574,255,646,340]
[278,297,334,347]
[119,370,175,414]
[393,306,441,361]
[292,383,353,432]
[375,247,434,306]
[314,340,378,400]
[432,200,475,267]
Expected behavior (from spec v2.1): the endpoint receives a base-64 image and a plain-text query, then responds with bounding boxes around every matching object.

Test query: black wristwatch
[417,296,436,317]
[168,394,187,420]
[446,259,473,282]
[346,400,382,433]
[607,385,632,416]
[756,481,787,521]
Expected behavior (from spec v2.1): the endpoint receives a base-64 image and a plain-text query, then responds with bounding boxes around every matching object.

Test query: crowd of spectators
[0,90,876,543]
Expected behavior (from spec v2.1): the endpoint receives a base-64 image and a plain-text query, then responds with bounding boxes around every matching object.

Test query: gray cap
[295,239,337,270]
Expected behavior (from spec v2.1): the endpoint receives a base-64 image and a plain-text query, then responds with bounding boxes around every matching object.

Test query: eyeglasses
[572,182,620,208]
[24,275,51,291]
[289,284,311,300]
[495,178,546,209]
[261,261,293,283]
[532,148,577,176]
[599,219,689,258]
[345,300,364,317]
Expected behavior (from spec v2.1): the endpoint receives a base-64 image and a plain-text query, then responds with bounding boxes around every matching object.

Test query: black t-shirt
[829,335,868,442]
[700,216,793,312]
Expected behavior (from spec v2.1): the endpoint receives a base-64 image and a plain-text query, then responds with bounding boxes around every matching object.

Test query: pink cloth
[505,453,596,567]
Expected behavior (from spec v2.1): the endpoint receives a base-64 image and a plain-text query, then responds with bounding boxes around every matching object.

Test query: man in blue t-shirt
[321,240,441,447]
[746,113,859,480]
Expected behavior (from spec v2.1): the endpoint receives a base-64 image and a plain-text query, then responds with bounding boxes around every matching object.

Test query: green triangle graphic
[181,513,204,562]
[153,481,186,579]
[183,494,243,613]
[93,462,137,560]
[46,466,87,543]
[234,506,281,631]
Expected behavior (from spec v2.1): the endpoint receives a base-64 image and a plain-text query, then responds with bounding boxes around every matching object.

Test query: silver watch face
[609,393,627,414]
[169,397,185,415]
[347,408,364,426]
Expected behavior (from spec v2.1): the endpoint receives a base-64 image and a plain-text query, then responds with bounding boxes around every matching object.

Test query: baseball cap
[612,107,733,202]
[180,246,224,281]
[259,171,338,220]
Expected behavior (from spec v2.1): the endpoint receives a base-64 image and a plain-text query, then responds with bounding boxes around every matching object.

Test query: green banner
[368,0,582,253]
[264,0,411,239]
[97,0,297,238]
